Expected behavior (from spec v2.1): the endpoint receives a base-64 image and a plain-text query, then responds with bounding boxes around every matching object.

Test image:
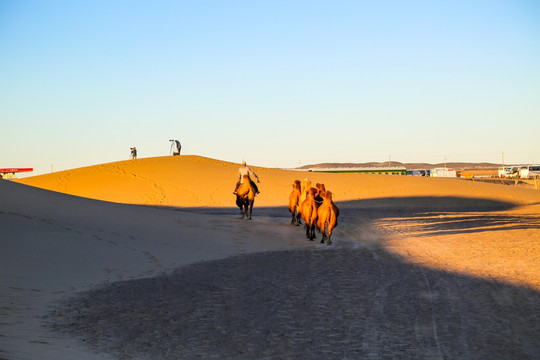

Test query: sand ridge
[17,155,540,208]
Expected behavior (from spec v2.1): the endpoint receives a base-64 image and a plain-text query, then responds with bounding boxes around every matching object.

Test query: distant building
[407,169,428,176]
[430,168,457,178]
[307,167,407,175]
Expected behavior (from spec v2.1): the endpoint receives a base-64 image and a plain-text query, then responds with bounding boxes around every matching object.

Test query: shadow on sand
[50,196,540,359]
[162,195,540,237]
[335,196,540,237]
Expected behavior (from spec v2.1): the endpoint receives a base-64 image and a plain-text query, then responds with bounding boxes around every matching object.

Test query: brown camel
[300,187,318,241]
[288,180,302,225]
[316,191,340,245]
[298,178,311,213]
[315,183,326,194]
[314,183,326,205]
[236,175,256,219]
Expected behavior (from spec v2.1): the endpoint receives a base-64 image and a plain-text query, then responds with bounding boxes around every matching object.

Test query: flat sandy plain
[1,155,539,359]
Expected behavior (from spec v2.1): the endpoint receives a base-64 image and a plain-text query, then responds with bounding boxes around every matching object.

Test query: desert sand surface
[2,155,540,359]
[15,155,539,208]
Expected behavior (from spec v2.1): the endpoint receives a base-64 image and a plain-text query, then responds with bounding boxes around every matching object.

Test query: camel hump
[237,177,255,197]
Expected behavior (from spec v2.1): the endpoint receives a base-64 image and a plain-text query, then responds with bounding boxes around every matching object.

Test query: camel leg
[319,224,327,243]
[305,224,312,240]
[241,201,248,219]
[307,224,314,241]
[326,228,333,245]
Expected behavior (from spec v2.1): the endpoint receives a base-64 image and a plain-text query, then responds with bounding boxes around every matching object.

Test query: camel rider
[234,161,260,195]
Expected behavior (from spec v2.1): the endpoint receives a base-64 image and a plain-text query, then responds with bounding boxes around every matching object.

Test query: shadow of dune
[154,196,518,216]
[388,213,540,237]
[51,247,540,360]
[331,196,539,238]
[169,195,538,238]
[4,181,536,359]
[336,196,518,213]
[50,196,540,359]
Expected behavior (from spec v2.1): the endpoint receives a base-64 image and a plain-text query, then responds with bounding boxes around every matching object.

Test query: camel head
[316,183,326,198]
[301,178,311,192]
[325,191,333,201]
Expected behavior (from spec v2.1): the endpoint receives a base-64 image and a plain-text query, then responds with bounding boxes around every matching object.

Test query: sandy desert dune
[1,155,539,359]
[14,155,540,208]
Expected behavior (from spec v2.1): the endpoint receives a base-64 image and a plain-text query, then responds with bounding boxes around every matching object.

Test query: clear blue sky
[1,0,539,176]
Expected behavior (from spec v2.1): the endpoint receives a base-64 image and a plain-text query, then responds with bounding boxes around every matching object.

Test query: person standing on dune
[233,161,260,195]
[130,147,137,159]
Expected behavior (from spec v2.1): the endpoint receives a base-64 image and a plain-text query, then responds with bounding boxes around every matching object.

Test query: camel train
[235,175,339,243]
[288,178,340,245]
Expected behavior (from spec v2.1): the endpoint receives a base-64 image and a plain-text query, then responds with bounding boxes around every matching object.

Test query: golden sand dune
[14,155,540,291]
[17,155,540,208]
[3,155,540,358]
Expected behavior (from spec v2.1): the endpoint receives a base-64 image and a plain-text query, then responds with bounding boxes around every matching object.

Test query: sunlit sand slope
[17,155,540,207]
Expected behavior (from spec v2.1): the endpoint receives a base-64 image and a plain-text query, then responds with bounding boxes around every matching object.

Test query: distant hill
[299,162,500,171]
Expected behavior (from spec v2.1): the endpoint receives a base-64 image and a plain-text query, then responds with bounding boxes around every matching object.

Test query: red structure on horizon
[0,168,34,173]
[0,168,33,179]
